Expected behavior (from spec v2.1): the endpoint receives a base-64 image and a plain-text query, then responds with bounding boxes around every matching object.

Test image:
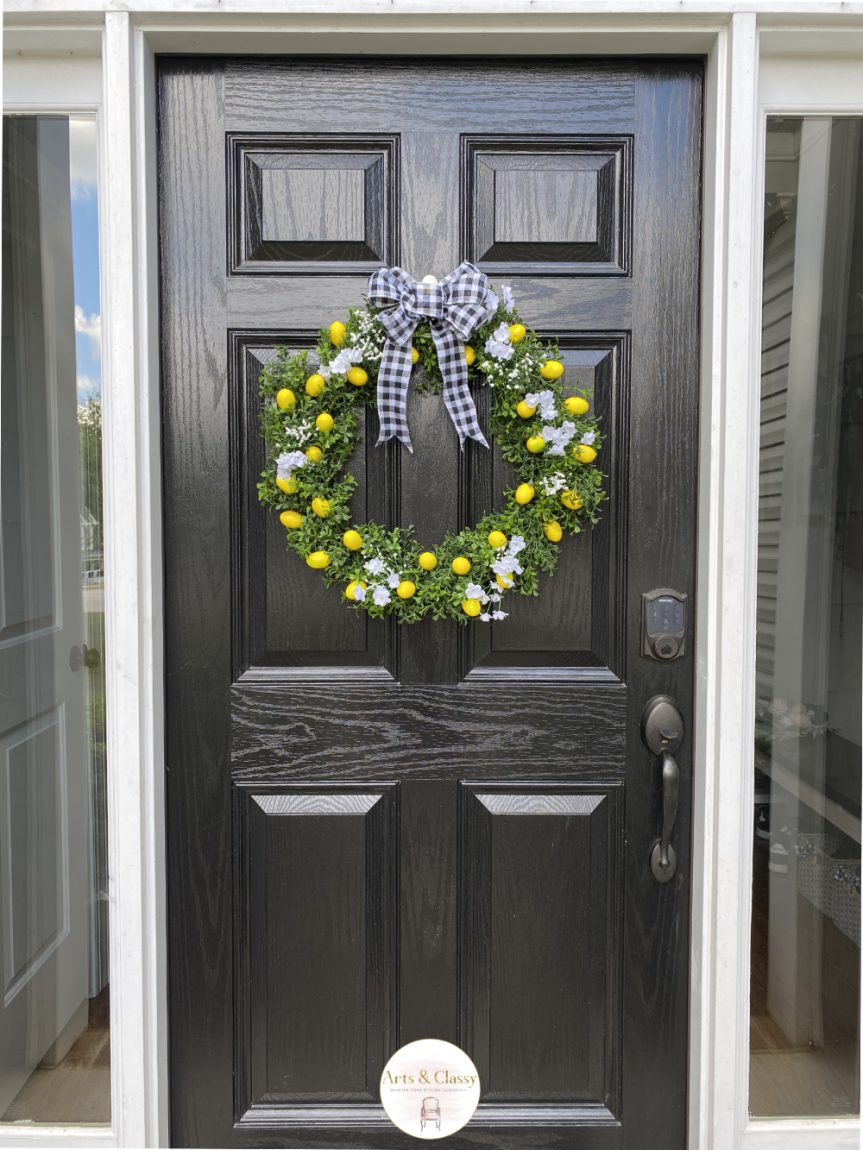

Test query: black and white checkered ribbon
[368,262,494,452]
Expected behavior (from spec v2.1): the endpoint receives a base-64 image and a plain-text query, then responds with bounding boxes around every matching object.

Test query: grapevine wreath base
[257,265,605,624]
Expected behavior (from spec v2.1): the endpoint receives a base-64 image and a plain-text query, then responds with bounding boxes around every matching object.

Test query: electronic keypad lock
[641,588,687,661]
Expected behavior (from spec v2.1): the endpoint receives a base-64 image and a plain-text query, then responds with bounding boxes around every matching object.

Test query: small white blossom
[318,364,332,380]
[372,586,391,606]
[542,420,577,457]
[276,451,307,480]
[485,321,514,361]
[329,347,364,375]
[480,612,492,623]
[525,389,557,421]
[353,585,367,602]
[491,610,508,621]
[464,582,489,603]
[484,289,500,319]
[387,572,401,589]
[365,557,386,576]
[581,430,597,445]
[508,536,526,555]
[541,471,568,496]
[501,284,515,309]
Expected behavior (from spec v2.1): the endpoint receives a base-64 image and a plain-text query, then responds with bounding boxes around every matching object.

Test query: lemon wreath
[257,270,605,623]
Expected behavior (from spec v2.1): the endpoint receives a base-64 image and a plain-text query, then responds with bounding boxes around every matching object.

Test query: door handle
[641,695,684,884]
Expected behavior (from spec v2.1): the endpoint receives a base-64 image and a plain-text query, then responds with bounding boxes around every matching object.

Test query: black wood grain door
[160,57,702,1149]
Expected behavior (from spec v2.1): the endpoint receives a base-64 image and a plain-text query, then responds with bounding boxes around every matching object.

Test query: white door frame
[3,6,862,1148]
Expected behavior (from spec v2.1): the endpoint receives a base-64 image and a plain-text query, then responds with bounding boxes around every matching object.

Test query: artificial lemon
[496,573,514,590]
[279,510,303,529]
[276,387,296,410]
[315,412,334,434]
[311,497,331,518]
[305,374,325,397]
[508,323,527,344]
[526,434,546,454]
[461,598,482,618]
[487,530,508,549]
[564,395,590,417]
[418,551,438,571]
[451,556,472,576]
[305,445,323,463]
[464,346,476,366]
[329,321,347,346]
[560,490,582,511]
[540,359,565,381]
[411,347,420,364]
[544,521,563,543]
[306,550,330,569]
[516,399,537,419]
[342,529,363,551]
[573,444,597,464]
[346,366,368,387]
[514,483,535,505]
[345,580,367,602]
[276,476,298,495]
[397,580,416,600]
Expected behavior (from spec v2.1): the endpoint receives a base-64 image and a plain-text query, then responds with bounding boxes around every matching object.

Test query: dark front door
[160,57,702,1149]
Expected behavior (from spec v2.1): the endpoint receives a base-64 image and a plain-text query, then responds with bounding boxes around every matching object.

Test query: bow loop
[369,263,494,451]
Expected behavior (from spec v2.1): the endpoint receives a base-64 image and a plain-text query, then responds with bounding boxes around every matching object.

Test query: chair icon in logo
[420,1096,441,1132]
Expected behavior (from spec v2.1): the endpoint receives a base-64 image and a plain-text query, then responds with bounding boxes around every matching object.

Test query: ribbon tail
[430,325,489,450]
[375,341,414,453]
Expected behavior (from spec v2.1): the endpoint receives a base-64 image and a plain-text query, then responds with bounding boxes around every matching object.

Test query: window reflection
[0,115,109,1125]
[751,116,861,1119]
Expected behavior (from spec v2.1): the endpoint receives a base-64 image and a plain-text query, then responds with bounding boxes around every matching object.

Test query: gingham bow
[368,262,494,451]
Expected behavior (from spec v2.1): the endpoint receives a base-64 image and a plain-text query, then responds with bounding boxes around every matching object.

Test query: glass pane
[751,116,862,1119]
[0,115,109,1125]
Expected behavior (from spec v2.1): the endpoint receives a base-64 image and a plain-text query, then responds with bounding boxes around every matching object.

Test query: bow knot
[368,262,495,451]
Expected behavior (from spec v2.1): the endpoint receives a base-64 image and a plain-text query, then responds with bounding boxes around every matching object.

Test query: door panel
[160,58,702,1148]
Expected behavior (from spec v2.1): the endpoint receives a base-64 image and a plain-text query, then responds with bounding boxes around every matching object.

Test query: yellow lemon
[561,490,583,511]
[564,395,590,416]
[342,529,363,551]
[540,359,565,381]
[544,521,563,542]
[346,366,368,387]
[464,346,476,366]
[462,598,482,617]
[418,551,438,571]
[305,374,325,397]
[397,580,416,600]
[279,510,303,529]
[305,445,322,463]
[526,434,546,454]
[311,497,331,518]
[411,347,420,364]
[516,399,537,419]
[573,443,597,464]
[487,530,507,549]
[306,550,330,569]
[496,573,514,590]
[345,580,367,602]
[514,483,535,505]
[276,476,298,495]
[276,387,296,410]
[315,412,334,434]
[508,323,527,344]
[451,556,472,576]
[329,321,347,346]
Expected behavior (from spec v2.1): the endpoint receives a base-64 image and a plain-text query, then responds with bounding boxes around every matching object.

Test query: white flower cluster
[360,555,405,606]
[320,345,363,379]
[351,311,386,364]
[276,450,307,480]
[491,535,526,590]
[281,417,314,448]
[540,470,568,496]
[501,283,515,310]
[525,389,557,421]
[484,322,514,361]
[541,420,577,456]
[462,580,508,623]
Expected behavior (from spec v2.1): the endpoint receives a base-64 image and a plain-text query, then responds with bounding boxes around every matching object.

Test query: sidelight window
[750,115,862,1119]
[0,114,110,1125]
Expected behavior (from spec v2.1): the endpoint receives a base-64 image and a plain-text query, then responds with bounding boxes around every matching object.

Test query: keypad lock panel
[641,588,687,662]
